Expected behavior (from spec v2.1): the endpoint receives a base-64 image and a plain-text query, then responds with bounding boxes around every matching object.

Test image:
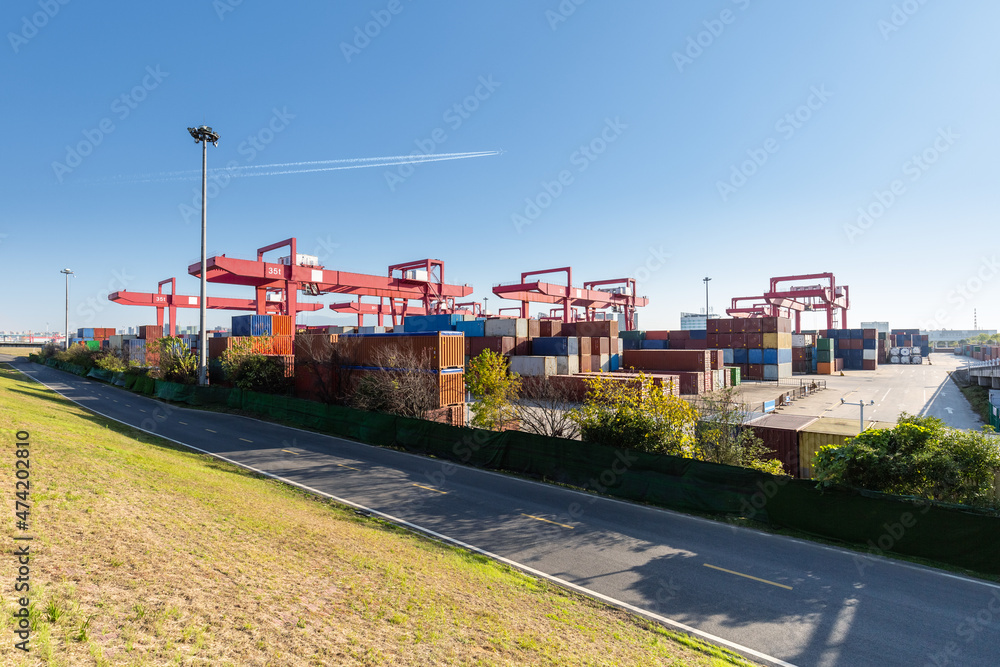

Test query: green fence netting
[37,361,1000,574]
[86,368,115,383]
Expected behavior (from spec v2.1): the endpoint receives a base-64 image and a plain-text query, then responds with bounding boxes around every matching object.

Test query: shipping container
[621,350,711,373]
[532,336,579,356]
[798,418,873,478]
[539,320,565,337]
[455,320,486,337]
[555,355,580,376]
[574,320,619,338]
[747,413,818,476]
[470,336,515,358]
[271,315,294,336]
[510,355,556,377]
[338,332,465,369]
[485,318,529,338]
[232,315,272,337]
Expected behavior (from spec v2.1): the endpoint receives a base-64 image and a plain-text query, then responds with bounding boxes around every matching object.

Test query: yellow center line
[703,563,792,590]
[520,513,574,529]
[412,483,447,495]
[239,438,253,443]
[139,409,146,413]
[178,421,187,425]
[281,449,299,455]
[338,463,360,471]
[205,429,216,434]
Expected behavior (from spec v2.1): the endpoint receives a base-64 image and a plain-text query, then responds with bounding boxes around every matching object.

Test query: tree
[696,386,786,475]
[466,350,520,431]
[516,378,581,439]
[350,346,441,419]
[570,373,698,456]
[814,412,1000,509]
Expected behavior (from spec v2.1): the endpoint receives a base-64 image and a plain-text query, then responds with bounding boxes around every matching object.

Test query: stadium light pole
[703,276,711,323]
[187,125,219,386]
[60,268,73,350]
[841,398,875,432]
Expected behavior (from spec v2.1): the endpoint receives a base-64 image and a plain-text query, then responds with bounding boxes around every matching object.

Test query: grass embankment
[0,365,757,667]
[951,370,991,424]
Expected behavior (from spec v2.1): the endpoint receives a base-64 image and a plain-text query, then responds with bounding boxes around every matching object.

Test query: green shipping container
[85,340,100,351]
[727,366,741,386]
[816,338,834,351]
[817,349,834,363]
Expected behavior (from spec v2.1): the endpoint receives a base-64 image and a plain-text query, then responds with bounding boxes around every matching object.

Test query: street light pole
[841,398,875,432]
[60,269,73,350]
[703,276,711,324]
[187,125,219,386]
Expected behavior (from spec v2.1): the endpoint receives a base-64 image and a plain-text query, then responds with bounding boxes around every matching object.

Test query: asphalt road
[7,357,1000,667]
[772,354,982,430]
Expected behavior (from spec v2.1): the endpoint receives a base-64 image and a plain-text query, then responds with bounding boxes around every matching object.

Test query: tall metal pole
[703,276,711,324]
[199,138,208,386]
[842,398,875,432]
[188,125,218,386]
[61,268,73,350]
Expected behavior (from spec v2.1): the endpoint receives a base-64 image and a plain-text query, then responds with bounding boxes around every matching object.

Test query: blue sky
[2,1,997,334]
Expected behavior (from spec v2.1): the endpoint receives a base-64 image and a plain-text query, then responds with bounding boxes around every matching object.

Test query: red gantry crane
[725,272,850,333]
[491,267,647,331]
[108,277,324,336]
[188,238,474,328]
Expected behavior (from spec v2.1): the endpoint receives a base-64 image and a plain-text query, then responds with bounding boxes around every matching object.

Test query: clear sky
[2,2,997,334]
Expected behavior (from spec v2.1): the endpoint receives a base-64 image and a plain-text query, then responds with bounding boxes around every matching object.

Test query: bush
[149,336,198,384]
[571,373,698,456]
[696,387,786,475]
[814,413,1000,509]
[349,347,441,419]
[220,338,290,393]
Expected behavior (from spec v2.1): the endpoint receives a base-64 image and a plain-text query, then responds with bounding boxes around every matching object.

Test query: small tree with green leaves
[570,373,698,456]
[466,350,521,431]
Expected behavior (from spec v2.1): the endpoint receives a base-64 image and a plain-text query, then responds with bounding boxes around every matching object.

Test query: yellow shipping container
[763,333,779,349]
[798,417,874,479]
[778,332,793,348]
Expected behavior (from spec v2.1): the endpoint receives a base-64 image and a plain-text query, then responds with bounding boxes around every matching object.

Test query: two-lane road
[8,358,1000,667]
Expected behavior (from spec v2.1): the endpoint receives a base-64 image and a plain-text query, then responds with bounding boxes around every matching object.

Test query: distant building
[860,321,890,334]
[680,310,715,331]
[922,329,997,342]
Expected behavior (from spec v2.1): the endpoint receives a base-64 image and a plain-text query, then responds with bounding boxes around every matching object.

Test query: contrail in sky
[98,151,502,184]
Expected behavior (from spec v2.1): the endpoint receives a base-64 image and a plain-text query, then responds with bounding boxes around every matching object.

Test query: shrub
[466,350,520,431]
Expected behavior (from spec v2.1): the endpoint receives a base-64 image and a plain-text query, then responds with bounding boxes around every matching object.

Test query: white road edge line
[11,364,796,667]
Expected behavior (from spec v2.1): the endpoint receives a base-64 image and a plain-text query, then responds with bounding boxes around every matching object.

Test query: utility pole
[187,125,220,386]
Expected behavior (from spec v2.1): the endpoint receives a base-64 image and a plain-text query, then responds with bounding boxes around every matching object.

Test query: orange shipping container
[348,367,465,408]
[271,315,294,336]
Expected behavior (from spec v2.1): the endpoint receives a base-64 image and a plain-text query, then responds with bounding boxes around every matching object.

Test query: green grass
[0,364,759,666]
[956,380,991,424]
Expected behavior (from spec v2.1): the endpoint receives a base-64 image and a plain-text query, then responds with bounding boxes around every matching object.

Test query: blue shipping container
[722,348,734,364]
[610,354,621,371]
[863,339,877,349]
[400,314,459,333]
[778,348,792,364]
[623,339,643,350]
[640,339,668,350]
[532,336,578,356]
[749,348,763,364]
[689,329,707,340]
[455,320,486,337]
[763,349,778,365]
[734,348,748,364]
[232,315,272,337]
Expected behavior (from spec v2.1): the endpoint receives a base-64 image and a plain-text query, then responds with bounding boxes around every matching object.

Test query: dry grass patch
[0,365,757,666]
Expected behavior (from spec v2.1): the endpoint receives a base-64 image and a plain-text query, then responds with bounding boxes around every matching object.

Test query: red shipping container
[707,319,720,334]
[470,336,515,357]
[748,413,817,477]
[513,337,531,355]
[730,319,746,334]
[747,364,764,380]
[578,353,592,372]
[668,330,691,341]
[676,371,704,395]
[538,320,563,337]
[590,337,610,355]
[718,333,732,347]
[574,320,618,338]
[686,339,708,350]
[863,328,877,339]
[731,333,747,349]
[706,333,719,348]
[744,319,762,333]
[711,350,725,370]
[862,359,877,370]
[621,350,710,373]
[527,319,541,339]
[645,330,671,341]
[762,317,779,333]
[718,318,733,334]
[747,333,763,348]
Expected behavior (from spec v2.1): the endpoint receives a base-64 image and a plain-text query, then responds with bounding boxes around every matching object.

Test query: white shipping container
[555,355,580,376]
[403,269,429,281]
[863,349,877,361]
[792,334,806,347]
[598,353,611,372]
[484,318,528,338]
[509,355,556,377]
